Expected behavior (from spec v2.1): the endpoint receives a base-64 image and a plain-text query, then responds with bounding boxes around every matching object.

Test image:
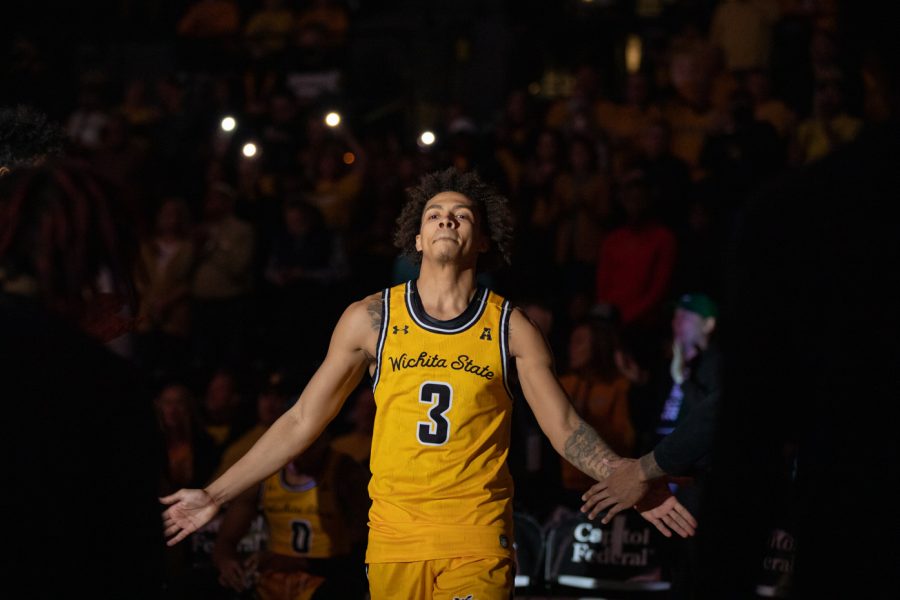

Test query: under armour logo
[480,327,492,341]
[392,325,409,334]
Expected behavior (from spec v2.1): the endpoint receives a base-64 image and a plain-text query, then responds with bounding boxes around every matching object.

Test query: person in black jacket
[0,159,165,598]
[586,4,900,597]
[698,3,900,596]
[582,293,721,597]
[580,293,721,516]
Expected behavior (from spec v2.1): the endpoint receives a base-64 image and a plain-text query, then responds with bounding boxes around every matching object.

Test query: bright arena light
[325,112,341,127]
[419,131,436,146]
[220,116,236,132]
[242,142,258,158]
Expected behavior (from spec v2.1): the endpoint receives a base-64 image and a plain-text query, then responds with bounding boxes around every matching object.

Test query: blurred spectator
[515,129,564,287]
[190,181,256,370]
[263,197,348,371]
[663,51,718,174]
[305,124,366,234]
[134,197,197,381]
[444,103,482,174]
[244,0,295,60]
[331,385,376,467]
[596,71,662,161]
[90,111,149,189]
[698,87,783,214]
[152,76,201,198]
[507,296,564,522]
[791,67,862,164]
[746,67,797,139]
[709,0,781,72]
[120,77,162,131]
[294,0,350,50]
[0,104,64,176]
[235,141,274,223]
[156,382,221,493]
[652,293,720,454]
[211,433,369,599]
[671,189,727,302]
[212,370,292,480]
[259,88,304,175]
[493,88,539,195]
[545,63,603,137]
[201,367,249,454]
[595,168,677,330]
[176,0,240,39]
[154,383,223,600]
[632,118,693,233]
[1,159,163,597]
[176,0,242,73]
[551,135,612,310]
[66,81,110,152]
[557,317,634,506]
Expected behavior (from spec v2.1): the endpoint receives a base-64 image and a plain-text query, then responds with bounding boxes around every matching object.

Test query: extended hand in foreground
[580,457,649,521]
[160,488,221,546]
[580,457,697,538]
[633,482,697,538]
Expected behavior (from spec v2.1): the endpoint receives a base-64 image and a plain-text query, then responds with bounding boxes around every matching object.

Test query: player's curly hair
[0,105,64,170]
[393,167,514,271]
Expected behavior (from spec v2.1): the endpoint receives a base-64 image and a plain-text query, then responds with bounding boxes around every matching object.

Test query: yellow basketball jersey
[367,280,515,563]
[260,449,352,559]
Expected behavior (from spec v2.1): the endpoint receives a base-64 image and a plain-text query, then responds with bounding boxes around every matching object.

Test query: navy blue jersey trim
[500,300,514,400]
[372,288,390,391]
[405,280,488,334]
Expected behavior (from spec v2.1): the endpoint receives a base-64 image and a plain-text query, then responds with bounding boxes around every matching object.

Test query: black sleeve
[652,392,718,476]
[653,350,722,475]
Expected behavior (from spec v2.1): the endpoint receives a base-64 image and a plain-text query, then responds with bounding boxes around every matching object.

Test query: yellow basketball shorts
[367,556,513,600]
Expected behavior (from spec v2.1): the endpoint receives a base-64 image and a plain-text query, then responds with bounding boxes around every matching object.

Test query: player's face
[415,192,488,265]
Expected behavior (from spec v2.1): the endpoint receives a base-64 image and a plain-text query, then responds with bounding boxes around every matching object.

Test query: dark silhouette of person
[1,159,165,598]
[700,3,900,597]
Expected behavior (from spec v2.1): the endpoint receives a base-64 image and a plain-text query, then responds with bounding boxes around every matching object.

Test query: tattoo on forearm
[367,297,383,332]
[564,420,617,480]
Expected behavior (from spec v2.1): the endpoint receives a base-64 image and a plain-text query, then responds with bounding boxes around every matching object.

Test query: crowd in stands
[2,1,879,597]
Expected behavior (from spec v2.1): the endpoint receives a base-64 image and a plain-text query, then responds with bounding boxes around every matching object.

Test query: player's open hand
[580,457,649,522]
[160,488,220,546]
[635,481,697,538]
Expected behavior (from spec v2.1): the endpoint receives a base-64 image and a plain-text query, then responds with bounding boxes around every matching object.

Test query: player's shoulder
[507,305,537,329]
[506,305,543,340]
[341,290,386,332]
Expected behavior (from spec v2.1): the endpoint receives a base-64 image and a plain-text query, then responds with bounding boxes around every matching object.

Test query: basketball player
[162,168,696,599]
[212,433,369,599]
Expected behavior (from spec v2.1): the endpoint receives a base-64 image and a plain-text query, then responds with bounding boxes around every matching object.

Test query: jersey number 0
[417,382,452,445]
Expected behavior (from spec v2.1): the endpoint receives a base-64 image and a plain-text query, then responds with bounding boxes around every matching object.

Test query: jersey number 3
[417,382,452,445]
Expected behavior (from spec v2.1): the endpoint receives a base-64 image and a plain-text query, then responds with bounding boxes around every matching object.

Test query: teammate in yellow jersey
[162,167,697,600]
[211,433,369,600]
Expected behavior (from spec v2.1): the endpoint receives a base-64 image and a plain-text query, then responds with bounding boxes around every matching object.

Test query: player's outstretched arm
[508,308,695,537]
[161,297,377,546]
[580,453,663,521]
[509,310,620,490]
